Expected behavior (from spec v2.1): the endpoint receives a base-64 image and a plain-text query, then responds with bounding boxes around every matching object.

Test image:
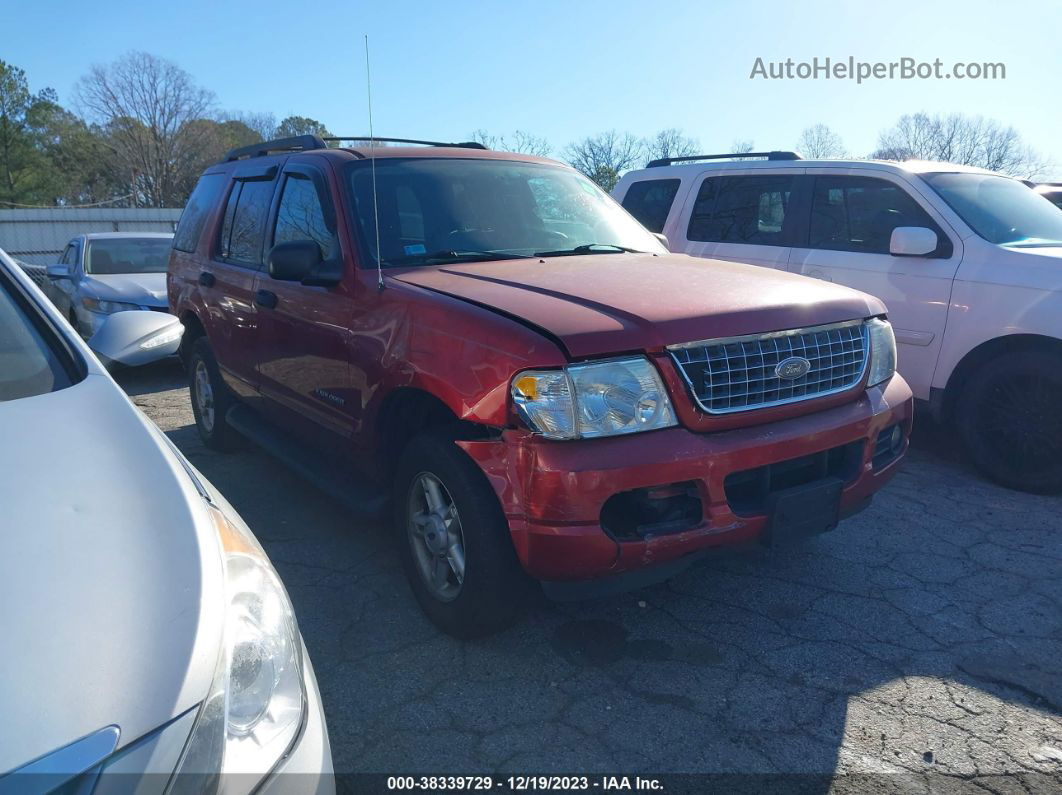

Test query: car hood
[391,253,887,358]
[83,272,168,306]
[0,374,222,773]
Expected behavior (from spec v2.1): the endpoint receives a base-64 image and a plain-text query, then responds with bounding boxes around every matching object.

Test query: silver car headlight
[171,501,305,793]
[82,296,139,314]
[512,356,677,440]
[866,318,897,387]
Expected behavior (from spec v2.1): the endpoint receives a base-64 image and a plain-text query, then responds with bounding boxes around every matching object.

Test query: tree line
[0,51,1052,209]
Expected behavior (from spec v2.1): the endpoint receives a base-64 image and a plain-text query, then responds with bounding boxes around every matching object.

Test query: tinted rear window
[174,173,225,253]
[621,179,680,233]
[0,271,77,401]
[687,175,794,245]
[219,179,276,266]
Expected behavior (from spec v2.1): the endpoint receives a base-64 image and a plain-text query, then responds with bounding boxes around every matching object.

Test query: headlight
[171,502,305,793]
[512,356,677,440]
[866,318,897,387]
[81,296,139,314]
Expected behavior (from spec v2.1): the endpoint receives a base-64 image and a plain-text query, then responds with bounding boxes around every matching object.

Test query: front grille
[668,320,869,414]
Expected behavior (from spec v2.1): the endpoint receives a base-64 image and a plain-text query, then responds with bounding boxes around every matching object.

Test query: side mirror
[889,227,938,257]
[268,240,322,282]
[653,232,670,249]
[88,310,184,367]
[46,263,72,280]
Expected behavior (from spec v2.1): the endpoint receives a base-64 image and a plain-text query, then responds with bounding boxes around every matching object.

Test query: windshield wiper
[382,249,535,267]
[533,243,647,257]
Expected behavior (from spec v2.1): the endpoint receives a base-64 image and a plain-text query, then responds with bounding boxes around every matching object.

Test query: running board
[225,404,388,519]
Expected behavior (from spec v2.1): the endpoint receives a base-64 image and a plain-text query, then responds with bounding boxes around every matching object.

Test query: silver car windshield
[0,273,76,401]
[346,158,665,268]
[86,238,172,274]
[923,172,1062,247]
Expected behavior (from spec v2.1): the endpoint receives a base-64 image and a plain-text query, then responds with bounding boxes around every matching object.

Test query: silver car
[43,232,173,339]
[0,247,333,793]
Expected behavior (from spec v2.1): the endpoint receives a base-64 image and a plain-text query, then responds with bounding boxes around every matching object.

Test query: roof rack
[323,137,487,150]
[646,150,802,168]
[224,135,327,162]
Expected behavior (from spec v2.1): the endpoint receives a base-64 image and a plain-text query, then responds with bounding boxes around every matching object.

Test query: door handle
[255,289,278,309]
[198,271,216,287]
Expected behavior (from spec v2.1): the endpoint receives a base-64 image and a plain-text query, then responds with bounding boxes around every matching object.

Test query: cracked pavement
[119,361,1062,790]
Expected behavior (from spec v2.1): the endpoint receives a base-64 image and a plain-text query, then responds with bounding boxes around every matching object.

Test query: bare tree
[564,130,644,190]
[731,139,756,154]
[796,124,846,158]
[226,110,276,140]
[872,112,1050,178]
[469,129,551,156]
[75,51,216,207]
[643,128,699,164]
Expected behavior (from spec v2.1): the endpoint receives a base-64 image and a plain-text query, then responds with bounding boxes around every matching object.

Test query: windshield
[85,237,173,274]
[923,173,1062,247]
[0,264,76,401]
[346,158,664,267]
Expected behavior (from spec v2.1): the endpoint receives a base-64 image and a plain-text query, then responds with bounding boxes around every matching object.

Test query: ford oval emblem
[775,356,811,380]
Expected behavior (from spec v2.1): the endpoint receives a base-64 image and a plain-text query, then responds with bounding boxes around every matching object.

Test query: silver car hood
[0,373,223,773]
[83,272,168,306]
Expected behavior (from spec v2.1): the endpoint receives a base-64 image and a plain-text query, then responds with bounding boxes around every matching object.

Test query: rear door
[253,159,355,441]
[206,163,280,397]
[673,169,804,270]
[787,170,962,400]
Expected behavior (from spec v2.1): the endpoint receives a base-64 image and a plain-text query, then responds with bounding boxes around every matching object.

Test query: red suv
[169,135,913,637]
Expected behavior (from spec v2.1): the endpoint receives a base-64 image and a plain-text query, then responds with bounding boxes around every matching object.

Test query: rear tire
[955,351,1062,494]
[188,337,240,452]
[393,432,530,638]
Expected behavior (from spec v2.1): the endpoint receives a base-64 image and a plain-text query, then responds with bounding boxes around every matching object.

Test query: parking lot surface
[120,361,1062,789]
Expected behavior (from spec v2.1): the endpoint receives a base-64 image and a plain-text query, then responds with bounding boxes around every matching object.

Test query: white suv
[614,152,1062,493]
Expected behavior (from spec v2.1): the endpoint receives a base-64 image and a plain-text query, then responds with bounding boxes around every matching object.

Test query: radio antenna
[364,35,384,290]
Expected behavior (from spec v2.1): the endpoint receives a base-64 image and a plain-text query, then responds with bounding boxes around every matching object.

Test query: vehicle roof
[623,157,1002,180]
[79,232,175,240]
[232,145,563,169]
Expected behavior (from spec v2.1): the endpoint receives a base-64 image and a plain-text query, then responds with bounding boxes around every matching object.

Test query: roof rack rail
[323,136,488,150]
[646,150,802,168]
[224,135,327,162]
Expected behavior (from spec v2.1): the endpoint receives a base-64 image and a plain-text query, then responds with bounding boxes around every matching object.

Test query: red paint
[170,144,914,586]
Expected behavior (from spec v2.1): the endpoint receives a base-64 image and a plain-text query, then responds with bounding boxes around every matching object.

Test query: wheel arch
[374,386,499,481]
[937,333,1062,420]
[177,309,206,367]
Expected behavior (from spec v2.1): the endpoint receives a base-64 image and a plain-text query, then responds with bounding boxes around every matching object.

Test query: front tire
[188,337,240,451]
[955,351,1062,494]
[394,432,530,638]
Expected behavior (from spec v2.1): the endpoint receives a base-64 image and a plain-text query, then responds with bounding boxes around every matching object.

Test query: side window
[217,178,276,266]
[687,175,794,245]
[174,173,225,253]
[809,176,941,255]
[273,174,337,260]
[621,179,680,233]
[60,245,75,266]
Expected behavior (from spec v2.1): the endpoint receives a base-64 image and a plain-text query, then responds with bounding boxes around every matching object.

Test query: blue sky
[6,0,1061,175]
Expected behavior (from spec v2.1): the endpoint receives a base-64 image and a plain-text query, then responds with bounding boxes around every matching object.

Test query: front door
[253,160,356,445]
[787,171,962,400]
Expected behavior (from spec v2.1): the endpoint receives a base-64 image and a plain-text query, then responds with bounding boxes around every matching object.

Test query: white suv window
[620,178,680,233]
[686,175,794,246]
[809,176,941,255]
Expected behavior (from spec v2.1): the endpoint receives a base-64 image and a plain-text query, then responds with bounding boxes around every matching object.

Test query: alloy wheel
[407,472,467,602]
